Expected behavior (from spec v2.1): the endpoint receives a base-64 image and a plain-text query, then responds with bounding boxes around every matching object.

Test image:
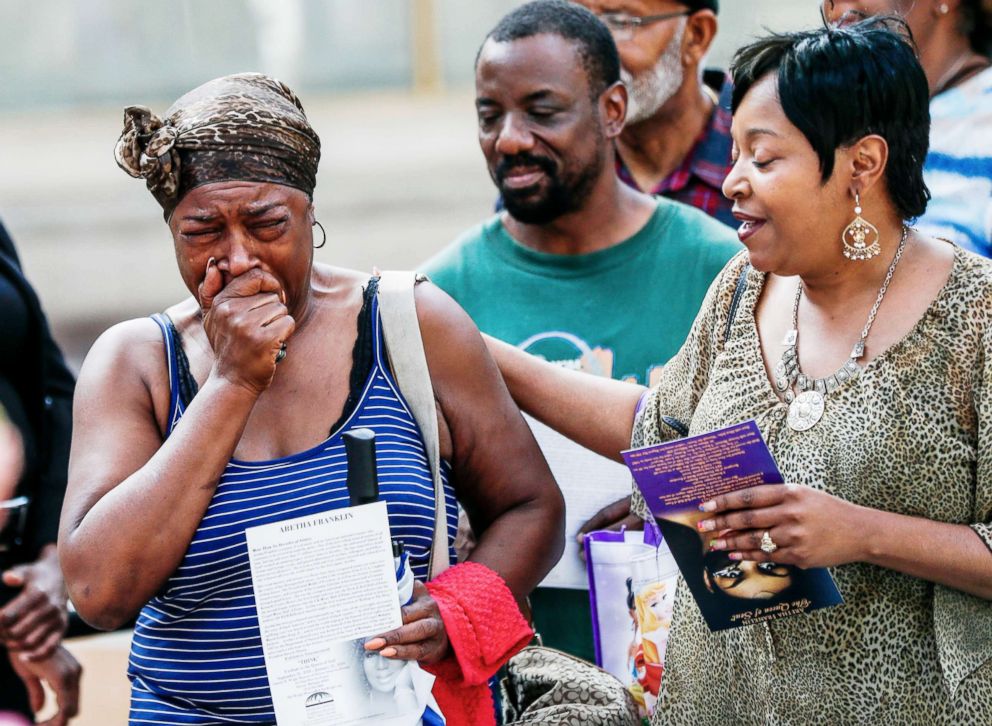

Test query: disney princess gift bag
[584,525,677,720]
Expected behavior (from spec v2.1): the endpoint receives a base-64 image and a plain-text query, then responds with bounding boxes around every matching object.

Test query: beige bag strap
[376,271,451,579]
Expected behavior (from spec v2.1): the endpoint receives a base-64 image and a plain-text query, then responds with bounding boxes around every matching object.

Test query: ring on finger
[760,530,778,554]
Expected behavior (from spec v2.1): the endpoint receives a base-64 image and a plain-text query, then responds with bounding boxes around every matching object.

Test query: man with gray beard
[578,0,735,227]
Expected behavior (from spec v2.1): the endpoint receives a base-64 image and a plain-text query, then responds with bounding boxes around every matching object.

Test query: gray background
[0,0,822,366]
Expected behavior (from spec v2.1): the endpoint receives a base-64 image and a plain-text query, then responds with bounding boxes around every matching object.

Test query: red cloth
[424,562,533,726]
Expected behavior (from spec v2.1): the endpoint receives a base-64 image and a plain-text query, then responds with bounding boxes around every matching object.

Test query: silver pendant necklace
[777,225,909,432]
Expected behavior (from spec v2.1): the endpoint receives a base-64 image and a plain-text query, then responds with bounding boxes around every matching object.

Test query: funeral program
[246,501,435,725]
[623,420,842,632]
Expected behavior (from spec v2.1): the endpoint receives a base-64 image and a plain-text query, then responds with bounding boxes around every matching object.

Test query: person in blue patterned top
[57,73,564,725]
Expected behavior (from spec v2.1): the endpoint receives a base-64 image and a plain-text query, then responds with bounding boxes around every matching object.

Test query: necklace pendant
[787,390,825,432]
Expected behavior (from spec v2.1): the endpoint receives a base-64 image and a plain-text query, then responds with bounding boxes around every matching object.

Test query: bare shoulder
[81,318,166,379]
[909,233,992,300]
[313,264,370,297]
[891,232,955,302]
[163,297,201,337]
[76,316,171,430]
[412,280,478,344]
[910,232,956,274]
[411,281,494,404]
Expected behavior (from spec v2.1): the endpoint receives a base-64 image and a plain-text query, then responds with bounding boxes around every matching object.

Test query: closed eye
[253,217,288,228]
[181,228,219,238]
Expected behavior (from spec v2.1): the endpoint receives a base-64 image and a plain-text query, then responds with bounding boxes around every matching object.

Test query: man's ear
[600,80,629,138]
[683,10,718,69]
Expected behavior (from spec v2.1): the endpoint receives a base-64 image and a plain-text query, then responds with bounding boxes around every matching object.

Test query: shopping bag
[584,523,678,719]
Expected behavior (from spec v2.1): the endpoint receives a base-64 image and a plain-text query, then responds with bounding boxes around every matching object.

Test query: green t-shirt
[425,198,739,385]
[423,197,740,660]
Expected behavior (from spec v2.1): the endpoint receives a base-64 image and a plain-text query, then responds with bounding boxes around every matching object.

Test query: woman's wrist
[846,502,890,567]
[205,368,267,403]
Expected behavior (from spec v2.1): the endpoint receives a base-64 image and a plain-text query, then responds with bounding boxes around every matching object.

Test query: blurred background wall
[0,0,822,110]
[0,0,822,371]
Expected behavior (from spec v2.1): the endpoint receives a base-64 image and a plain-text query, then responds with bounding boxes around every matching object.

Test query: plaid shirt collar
[616,74,734,196]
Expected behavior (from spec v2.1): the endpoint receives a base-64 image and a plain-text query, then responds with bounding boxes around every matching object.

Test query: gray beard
[621,20,687,125]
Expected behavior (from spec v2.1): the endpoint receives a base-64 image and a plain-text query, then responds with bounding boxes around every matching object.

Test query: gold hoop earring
[313,220,327,249]
[842,192,880,261]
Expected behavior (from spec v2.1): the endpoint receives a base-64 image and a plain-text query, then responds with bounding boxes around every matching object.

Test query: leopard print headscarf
[114,73,321,220]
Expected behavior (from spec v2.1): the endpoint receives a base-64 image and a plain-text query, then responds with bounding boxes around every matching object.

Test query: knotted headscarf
[114,73,321,220]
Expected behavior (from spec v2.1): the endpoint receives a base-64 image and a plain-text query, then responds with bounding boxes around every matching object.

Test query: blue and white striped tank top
[128,290,458,725]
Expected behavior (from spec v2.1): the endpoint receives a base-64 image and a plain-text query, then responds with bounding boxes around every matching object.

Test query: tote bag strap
[376,271,450,579]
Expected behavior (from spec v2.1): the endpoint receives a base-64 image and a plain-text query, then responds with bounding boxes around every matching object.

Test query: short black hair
[479,0,621,98]
[731,16,931,220]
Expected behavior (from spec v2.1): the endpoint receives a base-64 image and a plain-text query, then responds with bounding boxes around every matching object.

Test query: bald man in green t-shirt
[423,1,739,662]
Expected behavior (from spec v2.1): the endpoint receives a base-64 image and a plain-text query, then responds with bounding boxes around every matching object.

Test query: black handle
[343,428,379,507]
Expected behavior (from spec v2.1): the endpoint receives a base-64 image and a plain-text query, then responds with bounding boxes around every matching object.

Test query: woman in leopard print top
[489,18,992,725]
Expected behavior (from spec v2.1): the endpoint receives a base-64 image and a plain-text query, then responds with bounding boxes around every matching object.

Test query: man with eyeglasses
[578,0,735,228]
[424,0,738,662]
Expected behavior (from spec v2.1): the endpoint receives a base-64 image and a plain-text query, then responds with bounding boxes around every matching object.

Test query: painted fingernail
[710,539,726,551]
[364,638,385,650]
[729,552,743,560]
[207,257,216,268]
[381,647,397,658]
[697,519,715,532]
[699,501,716,513]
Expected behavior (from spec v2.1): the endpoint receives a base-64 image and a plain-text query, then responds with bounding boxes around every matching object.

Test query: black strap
[327,278,378,434]
[661,416,689,437]
[724,263,751,344]
[654,264,749,441]
[167,320,200,410]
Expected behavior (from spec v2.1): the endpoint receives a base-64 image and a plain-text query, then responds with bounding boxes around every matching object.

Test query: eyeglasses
[598,10,692,41]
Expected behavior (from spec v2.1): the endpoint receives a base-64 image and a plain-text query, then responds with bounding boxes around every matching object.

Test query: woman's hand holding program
[198,260,295,395]
[364,581,450,665]
[695,483,868,569]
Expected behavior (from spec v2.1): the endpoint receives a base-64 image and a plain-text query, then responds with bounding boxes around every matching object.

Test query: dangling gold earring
[842,192,880,261]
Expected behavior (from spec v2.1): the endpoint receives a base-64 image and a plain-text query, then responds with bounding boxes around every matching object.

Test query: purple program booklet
[622,420,842,632]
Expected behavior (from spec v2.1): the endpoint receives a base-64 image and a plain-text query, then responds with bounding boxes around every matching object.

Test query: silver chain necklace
[775,225,909,432]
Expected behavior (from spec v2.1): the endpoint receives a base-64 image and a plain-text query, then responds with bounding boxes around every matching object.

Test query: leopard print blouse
[632,246,992,725]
